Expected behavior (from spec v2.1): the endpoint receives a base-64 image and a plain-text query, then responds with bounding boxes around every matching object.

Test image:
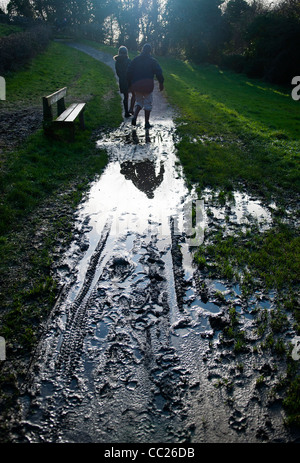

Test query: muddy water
[18,82,201,443]
[14,46,298,444]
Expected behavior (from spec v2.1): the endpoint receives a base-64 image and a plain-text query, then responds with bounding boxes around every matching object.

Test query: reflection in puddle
[65,117,278,348]
[95,320,109,339]
[120,158,165,199]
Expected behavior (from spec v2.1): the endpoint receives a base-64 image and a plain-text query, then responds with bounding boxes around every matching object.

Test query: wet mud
[0,107,42,153]
[11,45,300,443]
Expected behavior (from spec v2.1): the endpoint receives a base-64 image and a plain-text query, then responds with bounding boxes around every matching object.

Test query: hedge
[0,25,52,74]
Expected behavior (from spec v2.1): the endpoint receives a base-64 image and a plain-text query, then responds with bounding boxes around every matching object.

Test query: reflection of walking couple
[114,43,164,129]
[120,159,165,199]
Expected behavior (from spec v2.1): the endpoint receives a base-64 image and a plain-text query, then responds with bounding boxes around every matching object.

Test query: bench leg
[79,111,85,130]
[69,123,75,142]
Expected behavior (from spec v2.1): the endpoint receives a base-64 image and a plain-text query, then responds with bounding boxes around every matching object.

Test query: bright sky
[0,0,281,13]
[0,0,8,11]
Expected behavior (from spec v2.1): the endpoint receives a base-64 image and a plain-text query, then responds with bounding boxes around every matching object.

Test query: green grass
[0,24,23,37]
[4,40,117,107]
[159,57,300,200]
[195,222,300,296]
[283,377,300,426]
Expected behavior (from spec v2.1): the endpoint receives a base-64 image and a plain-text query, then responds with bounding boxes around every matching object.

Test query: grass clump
[222,306,247,353]
[283,377,300,427]
[194,222,299,295]
[160,57,300,200]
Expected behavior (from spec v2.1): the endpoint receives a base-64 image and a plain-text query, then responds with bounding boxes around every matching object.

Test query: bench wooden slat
[45,87,67,106]
[64,103,86,123]
[55,103,78,122]
[55,103,85,123]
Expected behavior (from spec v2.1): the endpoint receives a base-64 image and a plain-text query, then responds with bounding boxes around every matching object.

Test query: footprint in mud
[229,409,248,433]
[110,256,134,281]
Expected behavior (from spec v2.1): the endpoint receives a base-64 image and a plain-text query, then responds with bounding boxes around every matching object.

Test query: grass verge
[1,40,122,235]
[159,57,300,202]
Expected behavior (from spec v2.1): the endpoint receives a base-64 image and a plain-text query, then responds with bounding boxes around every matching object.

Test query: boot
[129,94,136,115]
[124,94,130,117]
[132,106,141,126]
[144,110,152,129]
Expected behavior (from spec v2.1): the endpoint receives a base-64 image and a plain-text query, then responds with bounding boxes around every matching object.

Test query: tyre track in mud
[12,44,300,444]
[18,225,193,442]
[56,219,112,373]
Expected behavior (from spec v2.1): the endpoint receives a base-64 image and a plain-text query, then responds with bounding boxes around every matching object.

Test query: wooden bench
[42,87,86,141]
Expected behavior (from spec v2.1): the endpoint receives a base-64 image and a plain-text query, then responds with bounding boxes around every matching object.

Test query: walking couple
[114,43,164,129]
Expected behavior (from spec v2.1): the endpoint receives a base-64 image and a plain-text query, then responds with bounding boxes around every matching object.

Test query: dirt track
[10,44,300,444]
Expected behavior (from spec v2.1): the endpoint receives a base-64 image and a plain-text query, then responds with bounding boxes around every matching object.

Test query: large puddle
[13,47,298,444]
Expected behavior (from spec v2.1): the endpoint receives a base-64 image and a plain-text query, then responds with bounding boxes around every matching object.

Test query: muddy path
[11,44,300,444]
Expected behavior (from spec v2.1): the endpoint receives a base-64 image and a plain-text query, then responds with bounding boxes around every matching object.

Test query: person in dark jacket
[114,46,135,117]
[127,43,164,129]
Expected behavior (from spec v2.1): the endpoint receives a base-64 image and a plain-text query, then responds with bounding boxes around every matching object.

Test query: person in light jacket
[127,43,164,129]
[114,46,135,118]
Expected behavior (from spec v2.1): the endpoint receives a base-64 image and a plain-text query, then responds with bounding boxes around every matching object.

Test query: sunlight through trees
[2,0,300,84]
